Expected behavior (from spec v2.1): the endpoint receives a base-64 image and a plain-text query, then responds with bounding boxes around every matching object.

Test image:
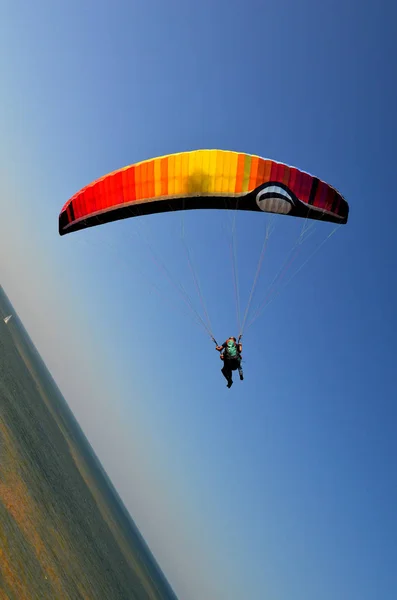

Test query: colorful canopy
[59,150,348,235]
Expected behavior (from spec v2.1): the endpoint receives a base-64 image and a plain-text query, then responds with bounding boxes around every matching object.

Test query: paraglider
[59,149,349,387]
[216,337,244,388]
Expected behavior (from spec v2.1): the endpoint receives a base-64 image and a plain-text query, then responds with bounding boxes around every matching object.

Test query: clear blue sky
[1,1,397,598]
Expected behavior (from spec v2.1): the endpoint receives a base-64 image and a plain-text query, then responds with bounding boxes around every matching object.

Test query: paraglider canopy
[59,150,348,236]
[59,149,349,348]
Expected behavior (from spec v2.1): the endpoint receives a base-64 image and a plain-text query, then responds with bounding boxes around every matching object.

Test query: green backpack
[225,340,238,359]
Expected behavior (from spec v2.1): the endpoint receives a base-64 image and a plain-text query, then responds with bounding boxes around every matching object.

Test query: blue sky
[1,1,397,598]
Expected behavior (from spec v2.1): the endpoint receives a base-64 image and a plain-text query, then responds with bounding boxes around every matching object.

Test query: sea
[0,285,179,600]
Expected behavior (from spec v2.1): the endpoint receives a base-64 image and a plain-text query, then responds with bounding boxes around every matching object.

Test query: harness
[224,340,239,360]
